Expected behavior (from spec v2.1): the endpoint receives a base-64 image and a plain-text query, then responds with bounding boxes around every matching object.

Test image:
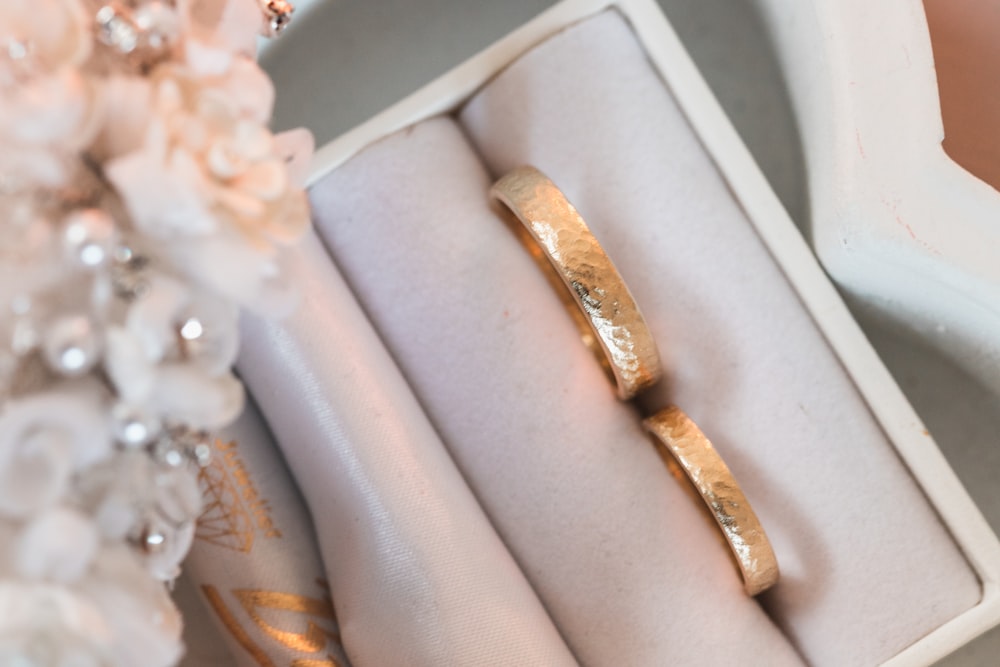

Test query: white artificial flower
[180,0,263,65]
[106,60,307,243]
[0,0,312,663]
[84,448,202,581]
[79,545,184,667]
[0,385,111,518]
[0,0,100,188]
[123,273,240,374]
[0,581,111,665]
[104,52,310,311]
[14,506,100,583]
[105,327,244,430]
[104,273,244,428]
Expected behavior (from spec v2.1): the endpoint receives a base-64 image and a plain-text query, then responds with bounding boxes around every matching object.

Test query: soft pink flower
[179,0,263,63]
[80,545,184,666]
[105,56,310,307]
[0,581,111,664]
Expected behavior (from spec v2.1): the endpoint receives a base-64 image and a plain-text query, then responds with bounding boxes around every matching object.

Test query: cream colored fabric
[456,11,980,665]
[185,396,351,667]
[305,10,981,666]
[236,232,579,667]
[310,116,803,666]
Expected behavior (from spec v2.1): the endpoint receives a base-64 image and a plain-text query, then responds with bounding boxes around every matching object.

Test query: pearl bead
[179,317,203,341]
[63,209,115,269]
[152,436,186,468]
[111,403,161,448]
[114,245,134,263]
[134,515,196,582]
[42,315,100,377]
[138,519,168,554]
[175,301,239,373]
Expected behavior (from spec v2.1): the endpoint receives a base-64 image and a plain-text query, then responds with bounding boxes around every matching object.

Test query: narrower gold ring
[490,166,661,400]
[644,406,779,595]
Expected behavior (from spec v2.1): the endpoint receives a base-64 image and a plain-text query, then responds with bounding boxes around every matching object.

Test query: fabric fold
[457,10,979,666]
[186,395,351,667]
[310,114,804,666]
[237,228,578,667]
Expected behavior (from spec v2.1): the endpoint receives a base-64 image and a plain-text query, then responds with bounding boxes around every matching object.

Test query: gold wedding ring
[644,406,779,595]
[491,166,661,400]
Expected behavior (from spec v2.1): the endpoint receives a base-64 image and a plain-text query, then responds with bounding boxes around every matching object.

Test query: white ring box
[752,0,1000,398]
[227,0,1000,665]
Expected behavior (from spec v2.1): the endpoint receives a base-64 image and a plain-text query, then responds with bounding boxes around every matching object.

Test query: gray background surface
[176,1,1000,664]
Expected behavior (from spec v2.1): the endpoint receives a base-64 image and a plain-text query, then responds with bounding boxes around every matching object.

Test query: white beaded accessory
[0,1,311,664]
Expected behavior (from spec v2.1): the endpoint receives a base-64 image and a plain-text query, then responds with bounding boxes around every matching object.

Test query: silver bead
[111,246,150,301]
[96,4,139,54]
[151,434,186,468]
[113,244,134,264]
[191,441,213,468]
[111,403,161,448]
[41,315,100,377]
[63,209,115,269]
[161,447,185,468]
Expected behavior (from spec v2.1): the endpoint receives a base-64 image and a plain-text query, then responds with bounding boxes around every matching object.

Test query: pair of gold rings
[491,166,779,596]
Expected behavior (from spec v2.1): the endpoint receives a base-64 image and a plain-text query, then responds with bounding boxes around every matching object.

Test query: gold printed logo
[196,439,282,552]
[202,580,347,667]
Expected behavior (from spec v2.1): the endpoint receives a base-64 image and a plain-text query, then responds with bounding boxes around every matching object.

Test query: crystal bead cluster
[0,1,309,664]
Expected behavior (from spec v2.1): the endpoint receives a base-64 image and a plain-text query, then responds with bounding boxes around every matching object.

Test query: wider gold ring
[644,406,779,595]
[490,166,661,400]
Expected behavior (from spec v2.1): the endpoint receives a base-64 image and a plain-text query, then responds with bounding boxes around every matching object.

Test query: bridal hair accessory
[491,167,778,595]
[0,1,311,664]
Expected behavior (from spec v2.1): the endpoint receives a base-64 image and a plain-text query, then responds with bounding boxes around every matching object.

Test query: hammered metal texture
[490,166,662,400]
[644,406,779,596]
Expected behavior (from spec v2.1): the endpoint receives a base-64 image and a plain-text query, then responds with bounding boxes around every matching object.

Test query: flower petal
[81,546,184,667]
[105,327,156,404]
[106,148,216,236]
[125,274,190,361]
[151,365,244,429]
[14,507,99,583]
[0,387,111,517]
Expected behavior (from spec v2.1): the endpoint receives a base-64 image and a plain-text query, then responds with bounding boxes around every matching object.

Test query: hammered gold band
[490,166,661,400]
[644,406,779,596]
